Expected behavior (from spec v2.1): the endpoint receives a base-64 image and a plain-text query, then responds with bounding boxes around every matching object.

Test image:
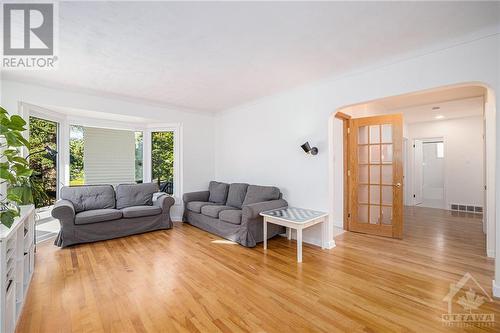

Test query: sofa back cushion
[208,181,229,204]
[61,185,115,213]
[116,183,159,209]
[242,185,281,206]
[226,183,249,208]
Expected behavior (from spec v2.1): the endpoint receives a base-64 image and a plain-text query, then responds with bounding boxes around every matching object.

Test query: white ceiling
[2,2,499,112]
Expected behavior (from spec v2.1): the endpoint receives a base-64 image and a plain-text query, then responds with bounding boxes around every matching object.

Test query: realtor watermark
[442,272,495,328]
[1,1,58,69]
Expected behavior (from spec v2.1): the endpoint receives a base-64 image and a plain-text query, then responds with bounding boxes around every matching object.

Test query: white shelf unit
[0,206,35,333]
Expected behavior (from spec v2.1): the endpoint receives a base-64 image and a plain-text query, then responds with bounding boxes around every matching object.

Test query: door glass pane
[381,124,392,143]
[369,145,380,163]
[381,144,393,163]
[358,185,368,204]
[358,146,368,164]
[359,165,368,183]
[370,185,380,204]
[369,206,380,224]
[358,205,368,223]
[381,165,392,184]
[381,206,392,225]
[358,126,368,144]
[369,125,380,143]
[370,165,380,184]
[382,186,393,205]
[152,131,175,195]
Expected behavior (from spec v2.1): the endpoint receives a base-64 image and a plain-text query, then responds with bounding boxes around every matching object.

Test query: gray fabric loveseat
[183,181,288,247]
[52,183,175,247]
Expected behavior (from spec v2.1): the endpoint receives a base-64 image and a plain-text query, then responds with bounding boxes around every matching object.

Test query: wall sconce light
[301,142,318,156]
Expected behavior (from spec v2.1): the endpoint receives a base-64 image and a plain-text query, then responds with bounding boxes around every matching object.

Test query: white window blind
[83,127,136,186]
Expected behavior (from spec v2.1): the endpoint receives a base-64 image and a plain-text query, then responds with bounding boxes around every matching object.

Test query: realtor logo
[442,272,495,328]
[2,2,58,69]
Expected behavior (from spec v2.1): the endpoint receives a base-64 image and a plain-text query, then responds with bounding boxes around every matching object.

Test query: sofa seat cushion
[75,209,122,225]
[201,205,237,218]
[219,210,243,225]
[208,181,229,204]
[186,201,217,213]
[121,205,162,218]
[242,185,281,206]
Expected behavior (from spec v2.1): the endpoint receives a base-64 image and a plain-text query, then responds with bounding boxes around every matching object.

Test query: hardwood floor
[17,207,500,332]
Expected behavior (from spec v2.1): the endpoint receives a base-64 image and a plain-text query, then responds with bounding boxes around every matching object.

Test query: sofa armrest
[51,199,76,225]
[242,199,288,220]
[182,190,210,203]
[153,193,175,213]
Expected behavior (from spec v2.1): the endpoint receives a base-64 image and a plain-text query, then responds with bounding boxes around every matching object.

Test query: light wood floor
[17,207,500,332]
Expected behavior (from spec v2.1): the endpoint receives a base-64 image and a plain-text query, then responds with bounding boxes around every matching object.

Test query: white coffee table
[260,207,328,263]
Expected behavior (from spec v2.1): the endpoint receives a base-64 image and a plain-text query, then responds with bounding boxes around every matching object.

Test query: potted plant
[0,106,33,227]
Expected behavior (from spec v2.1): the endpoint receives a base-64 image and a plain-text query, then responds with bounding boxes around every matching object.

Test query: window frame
[21,102,183,204]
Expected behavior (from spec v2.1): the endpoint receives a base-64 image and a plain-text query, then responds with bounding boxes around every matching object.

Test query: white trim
[493,280,500,298]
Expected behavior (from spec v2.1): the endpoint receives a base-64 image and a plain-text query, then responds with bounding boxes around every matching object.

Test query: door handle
[393,183,402,188]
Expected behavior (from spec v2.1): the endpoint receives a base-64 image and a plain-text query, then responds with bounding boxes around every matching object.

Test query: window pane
[382,186,393,205]
[369,125,380,143]
[135,132,143,183]
[381,206,392,225]
[370,145,380,163]
[359,165,368,183]
[152,131,174,195]
[381,124,392,143]
[381,144,393,163]
[29,116,58,207]
[358,126,368,144]
[358,185,368,204]
[370,165,380,184]
[369,206,380,225]
[70,125,84,187]
[358,205,368,223]
[358,145,368,164]
[370,185,380,204]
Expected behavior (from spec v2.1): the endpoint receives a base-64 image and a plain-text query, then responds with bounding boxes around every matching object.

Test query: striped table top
[260,207,327,223]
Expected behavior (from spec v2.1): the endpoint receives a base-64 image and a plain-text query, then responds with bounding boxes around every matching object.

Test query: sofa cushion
[219,210,243,225]
[116,183,159,209]
[186,201,217,213]
[61,185,115,213]
[201,205,238,218]
[121,205,162,218]
[226,183,249,208]
[242,185,281,206]
[75,209,122,225]
[208,181,229,204]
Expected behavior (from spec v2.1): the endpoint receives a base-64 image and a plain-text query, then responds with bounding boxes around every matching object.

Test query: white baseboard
[487,249,496,258]
[493,280,500,298]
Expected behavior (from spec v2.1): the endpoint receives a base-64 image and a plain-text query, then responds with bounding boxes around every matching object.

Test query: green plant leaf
[8,115,27,131]
[0,209,19,228]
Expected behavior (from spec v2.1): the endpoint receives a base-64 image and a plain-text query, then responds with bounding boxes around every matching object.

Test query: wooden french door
[348,114,403,238]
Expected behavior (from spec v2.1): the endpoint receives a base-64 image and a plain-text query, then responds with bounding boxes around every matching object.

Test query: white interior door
[413,139,423,205]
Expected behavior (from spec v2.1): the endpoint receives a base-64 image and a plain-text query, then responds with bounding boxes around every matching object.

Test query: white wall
[407,117,484,210]
[0,80,216,220]
[215,34,498,258]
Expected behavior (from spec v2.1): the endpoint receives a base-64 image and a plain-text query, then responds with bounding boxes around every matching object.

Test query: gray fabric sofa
[183,181,287,247]
[52,183,175,248]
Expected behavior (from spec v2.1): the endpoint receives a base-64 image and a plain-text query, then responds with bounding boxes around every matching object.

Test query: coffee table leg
[287,227,292,240]
[263,219,267,250]
[297,228,302,263]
